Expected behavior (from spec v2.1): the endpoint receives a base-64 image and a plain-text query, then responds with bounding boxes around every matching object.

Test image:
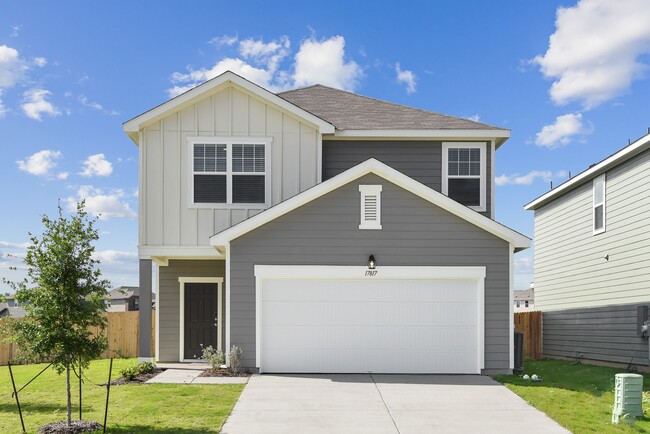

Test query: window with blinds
[593,174,606,235]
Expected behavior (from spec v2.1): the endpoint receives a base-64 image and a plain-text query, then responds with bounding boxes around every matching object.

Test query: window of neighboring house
[516,301,521,308]
[134,298,139,309]
[593,174,606,234]
[190,138,271,207]
[525,300,529,308]
[107,301,111,308]
[442,142,486,211]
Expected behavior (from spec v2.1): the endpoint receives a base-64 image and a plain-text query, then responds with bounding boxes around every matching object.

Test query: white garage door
[256,267,485,374]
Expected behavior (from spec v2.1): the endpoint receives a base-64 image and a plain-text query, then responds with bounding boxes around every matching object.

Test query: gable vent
[359,185,382,230]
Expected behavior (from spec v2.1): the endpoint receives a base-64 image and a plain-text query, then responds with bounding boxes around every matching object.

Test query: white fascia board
[123,71,335,142]
[333,129,510,139]
[525,132,650,210]
[210,158,531,250]
[138,245,224,259]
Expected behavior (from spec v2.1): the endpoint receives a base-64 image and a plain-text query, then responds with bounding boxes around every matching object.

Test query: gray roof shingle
[277,85,506,131]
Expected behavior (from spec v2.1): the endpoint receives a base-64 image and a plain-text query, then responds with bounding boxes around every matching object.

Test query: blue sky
[1,0,649,292]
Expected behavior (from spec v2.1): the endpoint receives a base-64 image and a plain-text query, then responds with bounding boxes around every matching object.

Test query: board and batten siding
[543,303,649,366]
[322,140,493,218]
[534,148,650,311]
[158,259,225,362]
[230,173,510,373]
[140,85,319,248]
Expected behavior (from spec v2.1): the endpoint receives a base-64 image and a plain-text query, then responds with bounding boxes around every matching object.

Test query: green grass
[0,358,245,433]
[494,359,650,433]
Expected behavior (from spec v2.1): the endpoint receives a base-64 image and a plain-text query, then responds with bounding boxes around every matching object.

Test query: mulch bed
[199,368,251,378]
[38,420,102,434]
[110,368,164,385]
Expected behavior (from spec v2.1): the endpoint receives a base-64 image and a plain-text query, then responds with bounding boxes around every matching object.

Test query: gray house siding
[543,303,649,367]
[322,140,492,218]
[230,173,510,373]
[158,259,225,362]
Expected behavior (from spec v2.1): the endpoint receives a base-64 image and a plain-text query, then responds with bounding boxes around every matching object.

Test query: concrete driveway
[221,374,569,434]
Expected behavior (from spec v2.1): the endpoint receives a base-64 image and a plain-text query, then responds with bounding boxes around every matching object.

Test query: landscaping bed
[494,359,650,434]
[199,368,251,378]
[110,368,164,385]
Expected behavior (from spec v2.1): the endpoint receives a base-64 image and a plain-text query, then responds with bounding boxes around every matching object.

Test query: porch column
[138,259,152,362]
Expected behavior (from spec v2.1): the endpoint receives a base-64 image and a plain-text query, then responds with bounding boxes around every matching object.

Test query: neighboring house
[106,286,141,312]
[0,297,27,318]
[124,71,530,374]
[514,286,535,312]
[525,131,650,369]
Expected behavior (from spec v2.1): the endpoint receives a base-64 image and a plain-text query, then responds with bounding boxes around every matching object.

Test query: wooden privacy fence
[514,311,542,359]
[0,311,155,365]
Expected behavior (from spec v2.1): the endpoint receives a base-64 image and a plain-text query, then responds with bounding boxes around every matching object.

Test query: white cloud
[533,0,650,108]
[0,44,28,89]
[78,95,103,110]
[294,36,362,91]
[0,90,6,118]
[535,113,591,149]
[33,57,47,67]
[16,149,62,176]
[0,240,29,249]
[466,114,481,122]
[56,171,69,180]
[395,63,416,94]
[168,34,363,96]
[496,170,569,186]
[92,250,138,265]
[515,256,534,274]
[65,186,136,220]
[80,153,113,177]
[21,88,61,121]
[210,34,238,47]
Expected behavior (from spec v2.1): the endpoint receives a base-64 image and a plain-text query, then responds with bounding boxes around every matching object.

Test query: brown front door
[184,283,218,360]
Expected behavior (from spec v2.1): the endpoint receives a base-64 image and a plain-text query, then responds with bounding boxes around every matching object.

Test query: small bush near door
[228,345,242,373]
[200,344,225,373]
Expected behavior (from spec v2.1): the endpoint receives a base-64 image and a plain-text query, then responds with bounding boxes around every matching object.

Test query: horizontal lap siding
[230,173,509,371]
[158,260,225,362]
[543,303,649,366]
[322,140,492,218]
[534,148,650,311]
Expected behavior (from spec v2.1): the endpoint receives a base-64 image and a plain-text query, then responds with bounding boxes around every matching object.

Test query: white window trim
[593,174,606,235]
[254,265,486,374]
[187,136,273,209]
[442,142,487,212]
[178,277,224,362]
[359,184,382,230]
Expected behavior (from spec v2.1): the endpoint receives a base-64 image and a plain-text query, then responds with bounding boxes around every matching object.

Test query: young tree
[6,202,109,428]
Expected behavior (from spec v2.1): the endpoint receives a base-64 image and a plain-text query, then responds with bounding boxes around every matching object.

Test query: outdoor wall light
[368,255,376,269]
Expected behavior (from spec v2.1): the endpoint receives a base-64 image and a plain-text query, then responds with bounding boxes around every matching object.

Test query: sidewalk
[146,369,249,384]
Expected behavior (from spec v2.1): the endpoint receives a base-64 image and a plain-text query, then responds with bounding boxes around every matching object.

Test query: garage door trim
[254,265,486,373]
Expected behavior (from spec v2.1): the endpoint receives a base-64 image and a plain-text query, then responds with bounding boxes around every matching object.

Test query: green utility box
[612,373,644,423]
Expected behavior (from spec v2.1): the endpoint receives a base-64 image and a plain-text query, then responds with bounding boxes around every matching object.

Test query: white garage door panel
[260,277,481,374]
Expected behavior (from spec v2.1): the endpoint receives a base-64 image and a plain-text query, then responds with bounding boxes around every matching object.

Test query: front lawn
[494,359,650,434]
[0,358,244,433]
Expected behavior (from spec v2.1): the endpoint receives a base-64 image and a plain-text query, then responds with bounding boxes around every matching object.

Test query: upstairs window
[593,174,606,235]
[189,138,271,207]
[359,185,382,230]
[442,142,486,212]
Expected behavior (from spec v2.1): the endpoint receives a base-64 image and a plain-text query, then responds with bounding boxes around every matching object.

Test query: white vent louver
[359,185,382,230]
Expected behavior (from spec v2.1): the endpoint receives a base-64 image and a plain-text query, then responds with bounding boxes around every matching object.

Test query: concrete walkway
[221,374,569,434]
[145,369,248,384]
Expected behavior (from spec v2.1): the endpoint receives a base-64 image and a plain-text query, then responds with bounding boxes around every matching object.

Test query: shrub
[228,345,242,373]
[199,345,224,373]
[120,361,155,381]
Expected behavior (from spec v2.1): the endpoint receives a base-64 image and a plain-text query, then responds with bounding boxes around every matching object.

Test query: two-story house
[525,131,650,370]
[124,71,529,374]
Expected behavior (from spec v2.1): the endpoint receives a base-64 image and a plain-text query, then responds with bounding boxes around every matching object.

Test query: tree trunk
[66,362,72,427]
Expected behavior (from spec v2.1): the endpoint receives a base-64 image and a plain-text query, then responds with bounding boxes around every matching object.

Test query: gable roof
[123,71,335,143]
[279,84,505,132]
[514,288,534,301]
[107,286,139,300]
[210,158,530,251]
[525,131,650,210]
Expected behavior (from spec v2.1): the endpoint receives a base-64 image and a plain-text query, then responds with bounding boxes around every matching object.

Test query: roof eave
[525,131,650,210]
[210,158,530,250]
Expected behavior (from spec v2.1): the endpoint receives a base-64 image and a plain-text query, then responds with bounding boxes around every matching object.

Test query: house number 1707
[365,270,378,276]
